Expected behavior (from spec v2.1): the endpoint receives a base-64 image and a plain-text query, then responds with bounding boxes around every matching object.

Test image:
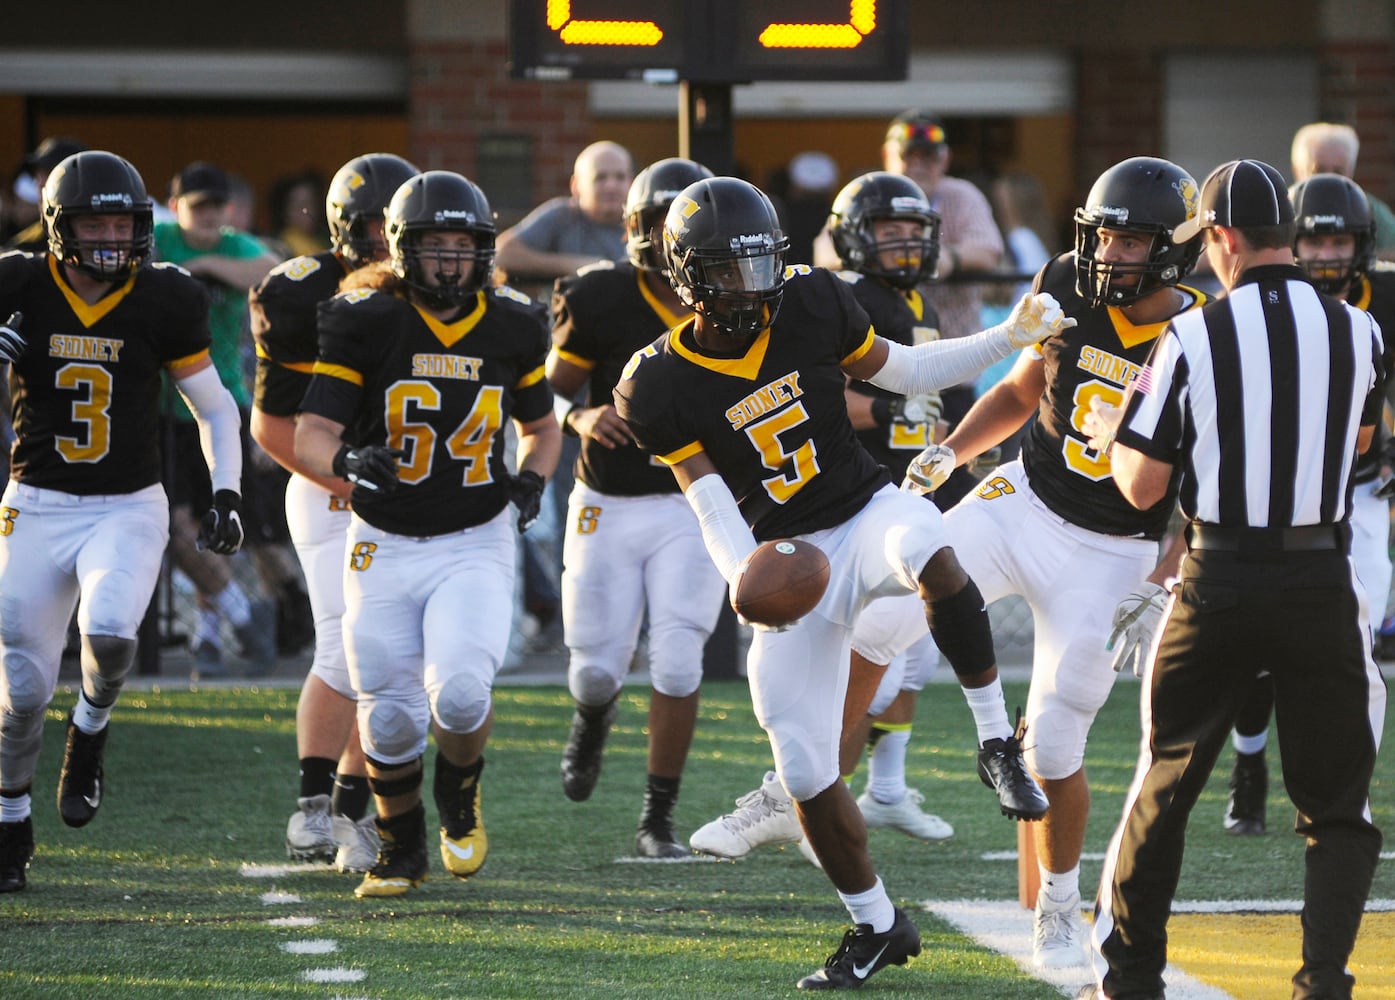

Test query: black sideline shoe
[1223,750,1266,836]
[0,817,34,893]
[57,712,108,828]
[560,698,617,802]
[797,906,921,990]
[634,819,689,859]
[977,715,1049,821]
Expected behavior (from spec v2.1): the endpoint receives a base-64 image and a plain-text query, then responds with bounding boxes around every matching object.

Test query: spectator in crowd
[1291,121,1395,261]
[494,140,633,293]
[782,151,840,265]
[3,136,88,253]
[155,161,282,678]
[266,170,329,259]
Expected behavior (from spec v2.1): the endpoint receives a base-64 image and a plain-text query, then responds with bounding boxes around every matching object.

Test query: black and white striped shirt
[1117,264,1385,527]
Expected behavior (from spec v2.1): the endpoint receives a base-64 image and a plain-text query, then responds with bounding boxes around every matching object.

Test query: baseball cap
[1172,158,1294,242]
[171,161,231,204]
[884,110,948,155]
[23,136,88,176]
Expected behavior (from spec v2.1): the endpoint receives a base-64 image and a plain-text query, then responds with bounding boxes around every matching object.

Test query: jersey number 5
[745,401,820,504]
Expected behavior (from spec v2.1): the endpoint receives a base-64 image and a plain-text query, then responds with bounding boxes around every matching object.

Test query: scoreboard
[508,0,910,83]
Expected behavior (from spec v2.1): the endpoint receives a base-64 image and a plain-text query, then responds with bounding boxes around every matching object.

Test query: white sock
[963,681,1013,744]
[1040,862,1080,904]
[1232,730,1267,755]
[0,792,32,823]
[212,581,252,629]
[195,608,222,646]
[72,691,112,735]
[838,876,895,933]
[867,728,910,804]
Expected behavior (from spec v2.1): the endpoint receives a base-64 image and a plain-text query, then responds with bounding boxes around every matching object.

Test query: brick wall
[1315,39,1395,204]
[1073,51,1165,201]
[407,37,597,219]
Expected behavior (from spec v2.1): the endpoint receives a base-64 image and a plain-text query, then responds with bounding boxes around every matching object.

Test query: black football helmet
[828,171,941,289]
[663,177,789,338]
[42,150,153,282]
[1290,173,1375,295]
[385,170,496,309]
[1074,156,1202,308]
[327,153,419,266]
[625,158,714,271]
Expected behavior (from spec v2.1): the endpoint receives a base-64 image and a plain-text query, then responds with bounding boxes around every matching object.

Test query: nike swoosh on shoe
[83,782,101,809]
[852,942,891,979]
[443,840,475,861]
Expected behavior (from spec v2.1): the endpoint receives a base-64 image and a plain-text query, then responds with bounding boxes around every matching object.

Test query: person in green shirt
[155,161,283,679]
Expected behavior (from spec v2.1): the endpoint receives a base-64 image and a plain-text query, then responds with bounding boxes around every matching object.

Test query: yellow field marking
[1168,912,1394,999]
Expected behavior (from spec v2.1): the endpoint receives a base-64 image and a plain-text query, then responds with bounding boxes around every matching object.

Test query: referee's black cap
[1173,158,1294,242]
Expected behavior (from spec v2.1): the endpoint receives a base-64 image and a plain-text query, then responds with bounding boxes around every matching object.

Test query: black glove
[0,311,24,365]
[507,469,546,533]
[333,443,403,494]
[196,489,244,555]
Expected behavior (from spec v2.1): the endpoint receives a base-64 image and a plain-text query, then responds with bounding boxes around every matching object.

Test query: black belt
[1185,521,1350,554]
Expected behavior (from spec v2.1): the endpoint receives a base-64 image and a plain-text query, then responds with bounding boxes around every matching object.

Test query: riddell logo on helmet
[729,233,774,250]
[433,209,477,223]
[889,196,924,212]
[1305,213,1346,228]
[89,193,135,209]
[1097,205,1130,224]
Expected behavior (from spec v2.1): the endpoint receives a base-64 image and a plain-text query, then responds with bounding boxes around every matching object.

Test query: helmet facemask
[855,215,940,290]
[54,208,153,282]
[1074,219,1198,309]
[626,205,669,272]
[394,229,495,310]
[671,242,786,339]
[1295,233,1365,295]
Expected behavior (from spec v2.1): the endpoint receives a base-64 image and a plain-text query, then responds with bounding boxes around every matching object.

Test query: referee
[1080,159,1388,1000]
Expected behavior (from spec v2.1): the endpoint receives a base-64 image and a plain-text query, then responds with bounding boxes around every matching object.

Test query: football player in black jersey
[295,170,560,899]
[1218,173,1395,838]
[547,157,726,859]
[689,172,957,860]
[250,153,418,874]
[614,176,1071,989]
[908,157,1207,969]
[0,151,244,893]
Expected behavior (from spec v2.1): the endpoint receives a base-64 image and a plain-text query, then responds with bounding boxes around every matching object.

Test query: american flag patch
[1132,365,1155,396]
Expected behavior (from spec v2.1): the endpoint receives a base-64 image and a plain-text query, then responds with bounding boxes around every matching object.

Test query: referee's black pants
[1094,546,1386,1000]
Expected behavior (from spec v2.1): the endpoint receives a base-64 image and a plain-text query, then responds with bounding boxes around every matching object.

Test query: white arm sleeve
[867,328,1016,396]
[174,365,243,495]
[683,473,758,585]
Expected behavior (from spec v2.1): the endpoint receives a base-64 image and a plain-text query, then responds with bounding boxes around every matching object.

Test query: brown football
[730,538,831,628]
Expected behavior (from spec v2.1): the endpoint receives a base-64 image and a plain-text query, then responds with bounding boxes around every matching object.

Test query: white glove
[1002,292,1076,349]
[1106,582,1170,677]
[0,312,24,365]
[900,392,942,426]
[902,443,957,496]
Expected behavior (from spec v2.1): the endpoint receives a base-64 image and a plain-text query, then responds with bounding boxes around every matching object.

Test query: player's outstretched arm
[672,452,758,585]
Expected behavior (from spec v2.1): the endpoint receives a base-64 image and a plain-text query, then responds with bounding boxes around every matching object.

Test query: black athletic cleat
[560,698,617,802]
[1224,750,1267,836]
[634,819,690,859]
[977,715,1049,821]
[57,712,108,828]
[355,805,429,898]
[796,906,922,990]
[0,817,34,893]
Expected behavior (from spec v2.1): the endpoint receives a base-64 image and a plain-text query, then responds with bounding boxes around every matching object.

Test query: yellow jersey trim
[313,361,364,386]
[48,255,136,328]
[657,440,704,466]
[841,325,877,366]
[668,316,771,380]
[418,291,487,348]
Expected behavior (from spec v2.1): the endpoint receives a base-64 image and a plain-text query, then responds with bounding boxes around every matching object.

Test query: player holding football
[906,157,1207,969]
[0,151,244,893]
[614,176,1071,988]
[294,170,560,898]
[547,157,727,858]
[250,153,419,873]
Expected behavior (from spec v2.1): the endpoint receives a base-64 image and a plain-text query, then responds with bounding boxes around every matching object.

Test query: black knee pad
[927,579,996,678]
[366,756,423,799]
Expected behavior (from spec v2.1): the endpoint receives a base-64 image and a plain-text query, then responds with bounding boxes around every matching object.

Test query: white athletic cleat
[856,788,954,842]
[332,813,381,874]
[286,794,336,862]
[795,836,822,869]
[689,771,802,858]
[1033,890,1087,969]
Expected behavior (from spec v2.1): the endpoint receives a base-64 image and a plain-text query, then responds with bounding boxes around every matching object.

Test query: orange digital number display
[510,0,908,82]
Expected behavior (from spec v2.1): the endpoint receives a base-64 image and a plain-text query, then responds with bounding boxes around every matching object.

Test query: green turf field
[0,675,1389,998]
